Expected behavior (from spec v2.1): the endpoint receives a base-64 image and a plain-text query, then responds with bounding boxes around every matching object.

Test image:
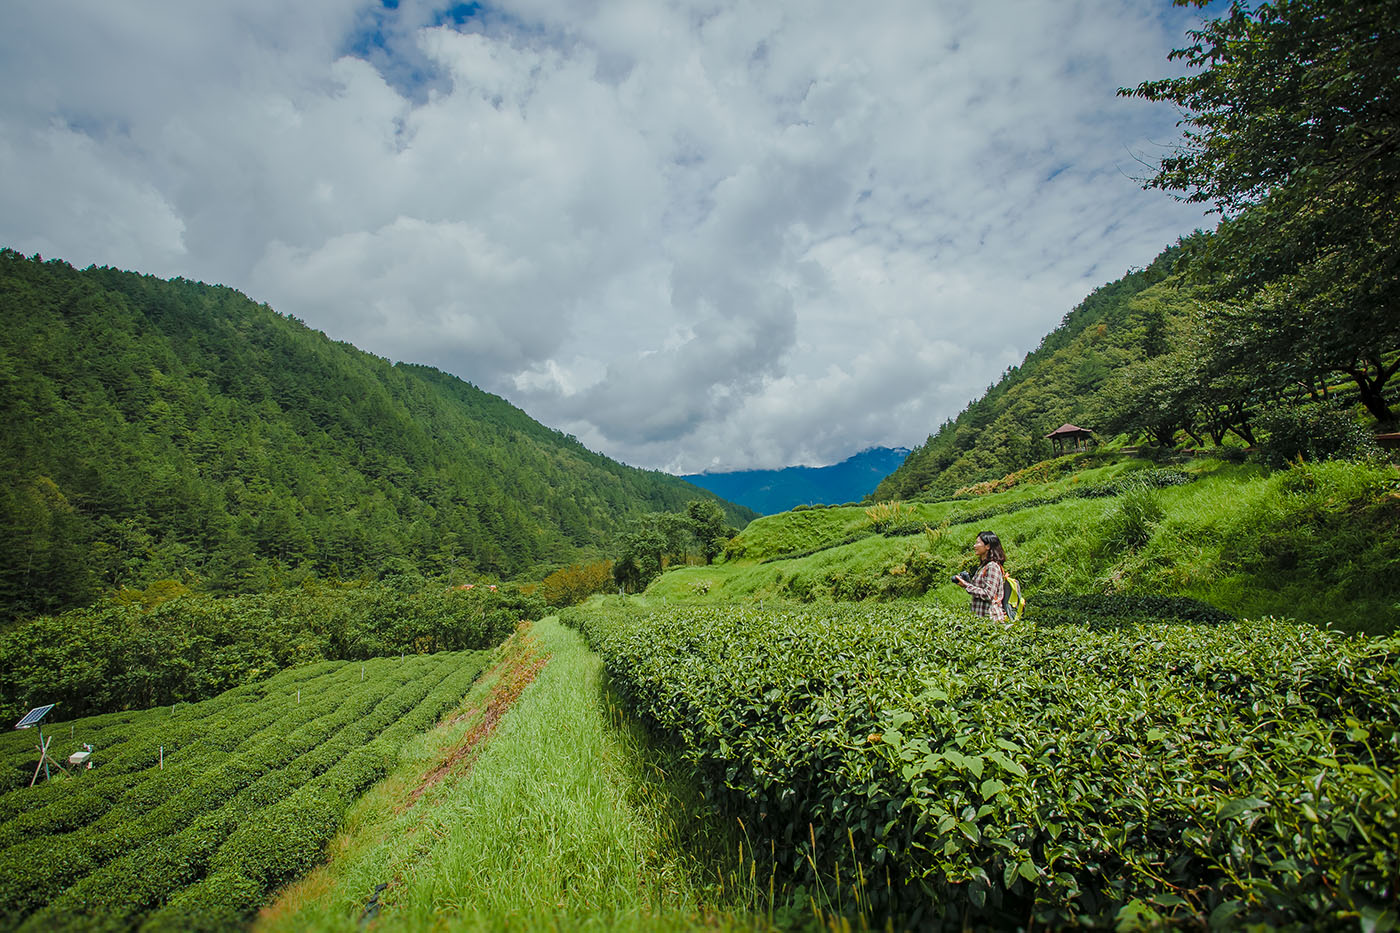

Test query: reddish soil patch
[406,624,551,806]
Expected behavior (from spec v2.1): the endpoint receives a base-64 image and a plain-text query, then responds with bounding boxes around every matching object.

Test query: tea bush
[0,649,491,931]
[564,600,1398,930]
[1032,592,1233,626]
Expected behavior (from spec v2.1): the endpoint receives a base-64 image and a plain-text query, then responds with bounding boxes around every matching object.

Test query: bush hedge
[564,600,1398,930]
[0,649,492,931]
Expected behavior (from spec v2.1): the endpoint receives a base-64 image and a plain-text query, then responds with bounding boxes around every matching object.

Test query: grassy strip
[258,618,766,933]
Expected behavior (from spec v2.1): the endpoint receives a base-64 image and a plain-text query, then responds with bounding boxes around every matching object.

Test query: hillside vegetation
[0,583,540,723]
[0,250,753,622]
[654,454,1400,635]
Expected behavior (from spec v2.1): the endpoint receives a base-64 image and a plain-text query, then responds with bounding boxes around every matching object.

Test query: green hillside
[652,453,1400,634]
[0,249,754,622]
[877,237,1395,501]
[875,246,1193,498]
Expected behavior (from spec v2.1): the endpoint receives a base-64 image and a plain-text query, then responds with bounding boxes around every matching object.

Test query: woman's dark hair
[977,531,1006,565]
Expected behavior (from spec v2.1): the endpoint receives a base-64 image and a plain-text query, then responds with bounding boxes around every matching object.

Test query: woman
[953,531,1007,620]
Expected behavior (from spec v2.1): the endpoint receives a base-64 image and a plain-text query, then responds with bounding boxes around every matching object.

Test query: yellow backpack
[1002,573,1026,621]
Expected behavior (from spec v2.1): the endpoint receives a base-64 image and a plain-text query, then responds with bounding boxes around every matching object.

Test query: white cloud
[0,0,1208,473]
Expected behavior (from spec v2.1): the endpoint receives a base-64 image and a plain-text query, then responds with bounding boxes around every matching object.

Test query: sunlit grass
[646,454,1400,633]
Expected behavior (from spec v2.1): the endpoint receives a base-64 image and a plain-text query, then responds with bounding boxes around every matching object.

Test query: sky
[0,0,1215,475]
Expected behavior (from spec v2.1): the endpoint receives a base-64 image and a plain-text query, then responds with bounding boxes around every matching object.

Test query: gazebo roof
[1045,423,1091,438]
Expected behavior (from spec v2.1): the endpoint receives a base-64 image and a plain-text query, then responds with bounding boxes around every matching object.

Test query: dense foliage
[608,502,741,593]
[0,583,538,721]
[565,600,1399,930]
[0,249,753,622]
[0,649,491,931]
[1123,0,1400,423]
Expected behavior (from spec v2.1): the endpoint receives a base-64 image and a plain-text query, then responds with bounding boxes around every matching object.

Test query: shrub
[1096,481,1165,553]
[540,560,613,607]
[864,501,914,532]
[1254,401,1383,468]
[563,601,1399,931]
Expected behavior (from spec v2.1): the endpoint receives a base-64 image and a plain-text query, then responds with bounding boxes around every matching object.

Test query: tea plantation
[563,599,1400,930]
[0,650,491,931]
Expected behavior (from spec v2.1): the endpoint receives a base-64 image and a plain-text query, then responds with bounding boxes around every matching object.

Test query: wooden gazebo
[1046,423,1094,454]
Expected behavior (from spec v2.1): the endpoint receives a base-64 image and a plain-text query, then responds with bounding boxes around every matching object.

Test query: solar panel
[14,705,55,729]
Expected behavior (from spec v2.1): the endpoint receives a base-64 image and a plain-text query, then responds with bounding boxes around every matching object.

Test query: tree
[611,518,667,594]
[686,499,728,564]
[1122,0,1400,422]
[541,560,613,606]
[1096,354,1200,448]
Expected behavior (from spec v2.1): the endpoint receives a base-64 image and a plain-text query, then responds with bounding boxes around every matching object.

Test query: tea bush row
[1032,593,1234,626]
[0,658,380,797]
[0,656,447,902]
[0,657,416,847]
[0,649,490,931]
[0,658,438,921]
[0,583,540,721]
[564,600,1398,930]
[883,468,1195,540]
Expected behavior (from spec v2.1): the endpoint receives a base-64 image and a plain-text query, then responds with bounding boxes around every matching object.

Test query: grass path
[255,618,765,933]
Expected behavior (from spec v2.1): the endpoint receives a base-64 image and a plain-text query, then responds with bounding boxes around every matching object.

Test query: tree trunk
[1229,422,1256,446]
[1347,357,1397,425]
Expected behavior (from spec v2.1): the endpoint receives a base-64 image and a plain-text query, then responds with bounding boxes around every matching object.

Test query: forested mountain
[878,232,1393,502]
[875,246,1193,499]
[683,446,910,514]
[0,249,754,621]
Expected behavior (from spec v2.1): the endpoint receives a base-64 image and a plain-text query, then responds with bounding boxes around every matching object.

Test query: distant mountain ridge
[683,446,911,514]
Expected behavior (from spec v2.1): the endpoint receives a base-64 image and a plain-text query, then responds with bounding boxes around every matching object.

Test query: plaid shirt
[965,561,1007,620]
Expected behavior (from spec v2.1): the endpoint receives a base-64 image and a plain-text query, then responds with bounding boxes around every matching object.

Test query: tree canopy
[1121,0,1400,421]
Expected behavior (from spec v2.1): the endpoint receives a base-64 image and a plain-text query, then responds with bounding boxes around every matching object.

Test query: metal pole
[30,731,46,787]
